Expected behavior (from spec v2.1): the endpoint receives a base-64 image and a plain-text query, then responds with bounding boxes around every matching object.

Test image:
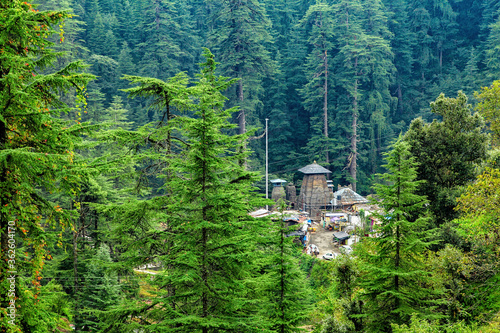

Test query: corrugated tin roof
[249,209,271,217]
[333,231,350,241]
[298,162,332,174]
[332,187,368,205]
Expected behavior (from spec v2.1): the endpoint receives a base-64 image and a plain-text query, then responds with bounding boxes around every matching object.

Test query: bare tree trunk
[324,49,329,165]
[238,79,245,135]
[397,83,403,114]
[237,78,248,168]
[395,158,401,318]
[201,110,209,333]
[201,227,208,333]
[73,233,78,295]
[350,77,358,192]
[73,201,80,331]
[439,49,443,72]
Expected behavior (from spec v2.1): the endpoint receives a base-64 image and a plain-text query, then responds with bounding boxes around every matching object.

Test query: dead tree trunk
[350,77,358,193]
[324,49,329,165]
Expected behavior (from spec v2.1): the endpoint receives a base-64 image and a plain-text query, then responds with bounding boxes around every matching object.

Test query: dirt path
[308,222,340,258]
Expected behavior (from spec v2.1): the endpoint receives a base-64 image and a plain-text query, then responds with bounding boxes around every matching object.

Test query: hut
[270,179,287,209]
[297,161,331,219]
[326,180,334,193]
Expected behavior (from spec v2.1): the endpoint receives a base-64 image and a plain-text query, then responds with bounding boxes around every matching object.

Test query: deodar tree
[209,0,273,136]
[299,0,335,166]
[0,1,93,331]
[357,137,438,331]
[103,49,269,332]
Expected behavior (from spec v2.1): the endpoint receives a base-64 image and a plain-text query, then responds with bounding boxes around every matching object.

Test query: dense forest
[1,0,500,332]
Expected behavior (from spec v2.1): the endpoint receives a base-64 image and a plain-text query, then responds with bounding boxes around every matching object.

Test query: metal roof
[270,179,287,183]
[332,187,368,205]
[298,162,332,174]
[333,231,350,241]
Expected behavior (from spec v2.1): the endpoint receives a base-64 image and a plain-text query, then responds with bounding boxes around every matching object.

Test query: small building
[283,214,300,228]
[323,212,348,231]
[297,161,332,219]
[326,180,334,193]
[332,231,350,245]
[285,222,308,246]
[332,185,368,210]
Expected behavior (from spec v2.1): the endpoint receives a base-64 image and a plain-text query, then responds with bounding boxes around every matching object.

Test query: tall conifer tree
[135,0,199,80]
[0,1,93,330]
[103,49,269,332]
[357,137,438,331]
[299,0,335,166]
[261,206,311,332]
[209,0,273,136]
[329,0,395,192]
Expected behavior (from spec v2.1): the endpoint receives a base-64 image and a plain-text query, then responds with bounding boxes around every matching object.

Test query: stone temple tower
[270,179,287,210]
[286,182,297,209]
[298,161,331,219]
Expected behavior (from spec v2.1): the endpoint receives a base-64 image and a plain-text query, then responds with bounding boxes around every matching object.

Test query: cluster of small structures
[251,161,378,258]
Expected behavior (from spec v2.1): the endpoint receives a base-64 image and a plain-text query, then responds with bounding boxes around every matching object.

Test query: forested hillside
[34,0,500,194]
[1,0,500,332]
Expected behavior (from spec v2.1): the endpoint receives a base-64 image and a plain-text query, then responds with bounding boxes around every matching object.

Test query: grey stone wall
[298,174,330,218]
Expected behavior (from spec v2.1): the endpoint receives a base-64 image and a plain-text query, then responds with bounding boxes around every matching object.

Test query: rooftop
[332,186,369,205]
[298,161,332,175]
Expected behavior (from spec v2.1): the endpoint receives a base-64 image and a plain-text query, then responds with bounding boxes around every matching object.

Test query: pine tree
[261,205,311,332]
[83,82,106,123]
[135,0,199,80]
[77,243,121,331]
[88,54,119,106]
[0,1,93,330]
[83,0,101,40]
[116,0,140,48]
[88,11,106,55]
[103,49,269,332]
[260,53,295,173]
[102,96,132,130]
[37,0,88,63]
[298,0,335,166]
[117,41,136,77]
[263,0,300,53]
[102,29,119,59]
[404,0,462,119]
[313,255,363,332]
[209,0,274,136]
[462,47,481,96]
[383,0,417,122]
[357,137,439,331]
[484,15,500,80]
[274,9,310,168]
[329,0,395,192]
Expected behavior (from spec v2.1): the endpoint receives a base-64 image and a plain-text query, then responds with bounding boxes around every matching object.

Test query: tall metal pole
[265,118,269,211]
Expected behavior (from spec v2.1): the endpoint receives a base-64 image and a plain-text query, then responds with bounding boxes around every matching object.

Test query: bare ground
[308,222,341,259]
